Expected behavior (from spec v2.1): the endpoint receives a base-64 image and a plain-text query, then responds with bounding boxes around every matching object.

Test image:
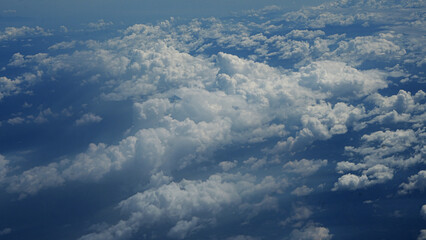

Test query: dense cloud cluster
[0,0,424,239]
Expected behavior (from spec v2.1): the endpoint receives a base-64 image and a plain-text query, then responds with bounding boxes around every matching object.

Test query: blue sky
[1,0,330,27]
[0,0,425,240]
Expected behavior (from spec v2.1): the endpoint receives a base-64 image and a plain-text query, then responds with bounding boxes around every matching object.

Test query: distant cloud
[290,225,332,240]
[86,19,113,30]
[291,185,314,196]
[7,117,25,125]
[75,113,102,126]
[3,9,16,14]
[398,170,426,195]
[0,26,51,42]
[0,228,11,236]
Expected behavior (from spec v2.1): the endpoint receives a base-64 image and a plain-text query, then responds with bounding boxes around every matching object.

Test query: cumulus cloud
[281,205,313,227]
[75,113,103,126]
[332,164,394,191]
[7,117,25,125]
[0,26,51,41]
[0,76,21,100]
[398,170,426,195]
[421,204,426,219]
[48,40,77,50]
[419,230,426,240]
[291,185,314,196]
[283,159,327,176]
[226,235,260,240]
[0,155,9,183]
[0,1,424,238]
[298,61,387,99]
[343,129,425,169]
[289,225,332,240]
[219,161,237,171]
[78,173,284,240]
[0,228,11,236]
[7,162,65,199]
[87,19,113,30]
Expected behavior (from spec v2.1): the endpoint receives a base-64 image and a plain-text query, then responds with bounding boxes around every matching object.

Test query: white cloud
[291,185,314,196]
[298,61,387,99]
[0,26,51,41]
[343,129,424,169]
[87,19,113,30]
[0,76,21,100]
[286,29,325,39]
[76,113,103,126]
[7,116,25,125]
[7,162,65,199]
[48,40,77,50]
[226,235,260,240]
[0,228,11,236]
[78,173,284,240]
[167,217,200,239]
[290,225,333,240]
[0,155,9,183]
[281,206,313,226]
[283,159,327,176]
[419,230,426,240]
[332,164,393,191]
[421,204,426,219]
[219,161,237,171]
[398,170,426,195]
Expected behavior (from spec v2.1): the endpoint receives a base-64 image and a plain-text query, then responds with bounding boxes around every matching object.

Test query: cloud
[167,217,200,239]
[0,76,21,100]
[0,228,11,236]
[298,61,387,99]
[419,230,426,240]
[78,173,284,240]
[291,185,314,196]
[7,117,25,125]
[281,205,313,226]
[219,161,237,171]
[75,113,103,126]
[332,164,394,191]
[86,19,113,30]
[226,235,261,240]
[0,26,51,41]
[48,40,77,50]
[283,159,327,176]
[421,205,426,219]
[398,170,426,195]
[7,162,65,199]
[343,129,424,169]
[289,225,332,240]
[0,155,9,183]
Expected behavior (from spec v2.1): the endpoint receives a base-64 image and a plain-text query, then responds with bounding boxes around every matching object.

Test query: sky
[0,0,425,240]
[1,0,330,27]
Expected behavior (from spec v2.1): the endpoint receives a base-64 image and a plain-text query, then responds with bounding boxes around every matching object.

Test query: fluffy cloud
[283,159,327,176]
[298,61,387,99]
[78,173,284,240]
[291,185,314,196]
[421,204,426,219]
[332,164,394,191]
[75,113,103,126]
[0,228,11,236]
[419,230,426,240]
[0,26,51,41]
[290,225,332,240]
[7,162,65,199]
[343,129,424,169]
[0,76,22,100]
[398,170,426,195]
[0,155,9,183]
